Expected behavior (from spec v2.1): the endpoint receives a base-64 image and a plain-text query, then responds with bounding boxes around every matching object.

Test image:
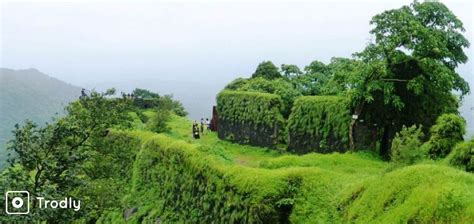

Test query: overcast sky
[1,0,472,86]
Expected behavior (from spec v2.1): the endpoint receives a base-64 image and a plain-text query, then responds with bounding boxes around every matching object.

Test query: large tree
[347,1,470,158]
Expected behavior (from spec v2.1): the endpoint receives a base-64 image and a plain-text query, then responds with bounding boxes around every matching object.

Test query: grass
[113,111,474,223]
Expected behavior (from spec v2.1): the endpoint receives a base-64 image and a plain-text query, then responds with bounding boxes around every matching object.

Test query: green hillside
[0,68,82,168]
[95,112,474,223]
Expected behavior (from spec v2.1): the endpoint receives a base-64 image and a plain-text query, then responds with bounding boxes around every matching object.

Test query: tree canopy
[332,1,470,158]
[251,61,282,80]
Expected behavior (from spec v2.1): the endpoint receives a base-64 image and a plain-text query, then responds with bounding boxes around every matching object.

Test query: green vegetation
[131,88,188,117]
[251,61,282,80]
[447,138,474,173]
[1,92,473,223]
[96,114,474,223]
[227,77,301,117]
[216,90,286,147]
[145,109,171,133]
[426,114,466,159]
[221,1,470,160]
[390,125,426,166]
[216,90,284,127]
[287,96,351,153]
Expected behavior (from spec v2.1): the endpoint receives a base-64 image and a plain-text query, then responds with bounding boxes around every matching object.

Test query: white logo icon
[5,191,30,215]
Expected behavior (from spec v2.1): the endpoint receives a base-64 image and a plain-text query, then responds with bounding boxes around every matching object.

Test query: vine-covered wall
[216,90,285,147]
[287,96,351,153]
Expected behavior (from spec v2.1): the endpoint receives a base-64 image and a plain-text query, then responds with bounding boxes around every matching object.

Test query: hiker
[206,118,211,131]
[200,118,205,134]
[192,121,200,139]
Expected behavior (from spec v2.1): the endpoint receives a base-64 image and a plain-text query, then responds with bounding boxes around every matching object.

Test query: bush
[145,109,171,133]
[447,138,473,172]
[426,114,465,159]
[390,125,426,165]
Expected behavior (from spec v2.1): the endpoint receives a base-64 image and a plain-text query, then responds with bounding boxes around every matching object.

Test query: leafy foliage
[290,60,331,96]
[447,138,474,172]
[390,125,426,165]
[217,90,285,127]
[315,1,471,158]
[287,96,351,152]
[280,64,302,79]
[131,88,188,117]
[231,77,301,117]
[132,88,160,98]
[216,90,285,147]
[224,77,248,90]
[426,114,466,159]
[146,109,171,133]
[251,61,282,80]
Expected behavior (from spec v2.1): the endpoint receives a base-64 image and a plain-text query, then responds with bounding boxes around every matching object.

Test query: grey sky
[1,0,473,124]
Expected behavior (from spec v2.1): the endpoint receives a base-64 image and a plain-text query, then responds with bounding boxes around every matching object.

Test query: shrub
[390,125,426,165]
[426,114,465,159]
[447,138,473,172]
[145,109,171,133]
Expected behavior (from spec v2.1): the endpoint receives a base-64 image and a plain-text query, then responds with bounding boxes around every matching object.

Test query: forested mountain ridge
[0,68,82,168]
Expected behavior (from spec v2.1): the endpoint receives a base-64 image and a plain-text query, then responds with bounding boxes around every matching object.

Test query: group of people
[192,118,211,139]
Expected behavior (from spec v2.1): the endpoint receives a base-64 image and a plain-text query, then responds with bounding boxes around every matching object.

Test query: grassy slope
[106,112,474,223]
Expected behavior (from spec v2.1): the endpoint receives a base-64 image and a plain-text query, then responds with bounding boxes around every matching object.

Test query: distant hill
[0,68,82,168]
